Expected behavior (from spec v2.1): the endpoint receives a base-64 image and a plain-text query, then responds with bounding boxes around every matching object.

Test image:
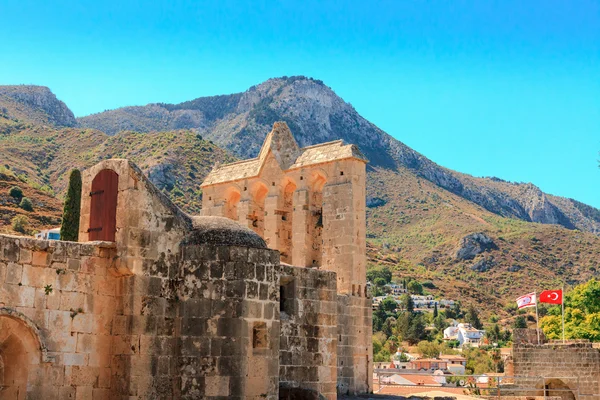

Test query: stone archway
[0,311,46,399]
[542,379,576,400]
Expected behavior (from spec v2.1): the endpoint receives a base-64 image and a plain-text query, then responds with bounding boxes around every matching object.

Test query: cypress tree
[60,169,82,241]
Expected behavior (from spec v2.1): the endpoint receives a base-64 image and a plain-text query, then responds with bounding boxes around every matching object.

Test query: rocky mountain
[77,76,600,234]
[2,79,600,315]
[0,85,76,128]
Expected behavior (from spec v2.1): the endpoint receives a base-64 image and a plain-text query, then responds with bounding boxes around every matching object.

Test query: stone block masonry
[0,122,372,399]
[202,122,373,395]
[509,329,600,400]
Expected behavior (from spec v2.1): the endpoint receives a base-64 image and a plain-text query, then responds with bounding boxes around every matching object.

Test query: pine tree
[60,169,82,241]
[433,303,438,318]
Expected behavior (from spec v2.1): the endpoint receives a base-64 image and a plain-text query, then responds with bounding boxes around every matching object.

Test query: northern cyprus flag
[516,292,537,309]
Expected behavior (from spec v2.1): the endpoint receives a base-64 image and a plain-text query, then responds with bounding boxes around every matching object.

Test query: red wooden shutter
[88,169,119,242]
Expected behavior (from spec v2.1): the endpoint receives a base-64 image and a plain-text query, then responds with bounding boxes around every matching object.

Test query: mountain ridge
[75,76,599,234]
[2,79,600,316]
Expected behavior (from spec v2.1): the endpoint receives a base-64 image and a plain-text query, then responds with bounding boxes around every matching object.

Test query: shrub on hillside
[60,169,81,241]
[9,186,23,200]
[19,197,33,211]
[11,215,29,234]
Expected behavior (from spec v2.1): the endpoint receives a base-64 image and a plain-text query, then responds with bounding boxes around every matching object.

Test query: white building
[443,323,485,347]
[35,227,60,240]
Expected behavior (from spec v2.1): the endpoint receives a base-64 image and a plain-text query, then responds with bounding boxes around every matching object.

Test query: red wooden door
[88,169,119,242]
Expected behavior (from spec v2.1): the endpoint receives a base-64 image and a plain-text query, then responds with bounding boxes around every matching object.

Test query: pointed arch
[223,186,241,221]
[0,308,49,398]
[249,181,269,237]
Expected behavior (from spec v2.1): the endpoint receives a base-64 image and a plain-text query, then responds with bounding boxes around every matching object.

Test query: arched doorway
[89,169,119,242]
[542,379,576,400]
[279,387,325,400]
[0,314,44,399]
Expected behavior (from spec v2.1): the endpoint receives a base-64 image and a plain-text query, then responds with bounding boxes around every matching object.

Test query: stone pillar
[264,195,279,250]
[322,175,366,294]
[292,189,310,267]
[238,199,252,231]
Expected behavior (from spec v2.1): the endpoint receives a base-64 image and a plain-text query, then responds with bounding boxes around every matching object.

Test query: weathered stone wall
[2,152,371,399]
[79,159,191,277]
[512,339,600,399]
[0,234,118,399]
[279,265,338,400]
[201,123,373,395]
[336,295,373,395]
[175,244,281,399]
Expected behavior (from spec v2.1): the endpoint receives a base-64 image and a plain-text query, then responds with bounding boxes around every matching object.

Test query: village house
[443,323,485,347]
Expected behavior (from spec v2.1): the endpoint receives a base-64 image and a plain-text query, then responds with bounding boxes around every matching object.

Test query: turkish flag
[539,290,562,304]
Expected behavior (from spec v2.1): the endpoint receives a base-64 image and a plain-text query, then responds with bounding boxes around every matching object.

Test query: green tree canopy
[19,197,33,211]
[465,305,483,329]
[60,169,82,241]
[541,279,600,341]
[513,315,527,329]
[9,186,23,200]
[400,294,414,313]
[367,266,392,285]
[417,340,440,358]
[407,280,424,295]
[381,297,398,313]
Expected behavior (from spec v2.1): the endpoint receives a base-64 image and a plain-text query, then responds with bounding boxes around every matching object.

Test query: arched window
[224,188,241,221]
[89,169,119,242]
[249,182,268,237]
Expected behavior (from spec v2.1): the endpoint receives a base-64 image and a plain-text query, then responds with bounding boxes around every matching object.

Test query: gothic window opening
[249,183,268,237]
[224,188,241,221]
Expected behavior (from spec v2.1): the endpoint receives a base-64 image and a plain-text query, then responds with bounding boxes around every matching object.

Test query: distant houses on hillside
[371,290,455,313]
[443,323,485,347]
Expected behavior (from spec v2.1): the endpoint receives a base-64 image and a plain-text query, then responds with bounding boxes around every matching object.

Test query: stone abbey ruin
[0,122,372,399]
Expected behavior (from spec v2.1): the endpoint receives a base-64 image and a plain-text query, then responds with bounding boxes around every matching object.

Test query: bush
[19,197,33,211]
[9,186,23,200]
[11,215,29,234]
[60,169,81,241]
[407,280,424,295]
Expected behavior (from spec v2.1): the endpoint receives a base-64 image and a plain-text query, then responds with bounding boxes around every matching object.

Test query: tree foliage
[541,279,600,341]
[367,266,392,285]
[465,305,483,329]
[417,341,440,358]
[60,169,82,241]
[407,280,423,295]
[9,185,23,200]
[513,316,527,329]
[11,215,29,234]
[19,197,33,211]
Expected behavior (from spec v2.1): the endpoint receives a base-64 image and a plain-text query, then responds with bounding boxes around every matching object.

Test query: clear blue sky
[1,0,599,207]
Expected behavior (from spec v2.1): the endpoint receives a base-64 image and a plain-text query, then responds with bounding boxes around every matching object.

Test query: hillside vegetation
[1,79,599,317]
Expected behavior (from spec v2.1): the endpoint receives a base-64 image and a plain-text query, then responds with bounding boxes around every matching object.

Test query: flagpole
[562,284,565,344]
[535,292,540,345]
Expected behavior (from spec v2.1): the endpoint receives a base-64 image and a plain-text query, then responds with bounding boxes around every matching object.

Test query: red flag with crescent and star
[539,290,562,304]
